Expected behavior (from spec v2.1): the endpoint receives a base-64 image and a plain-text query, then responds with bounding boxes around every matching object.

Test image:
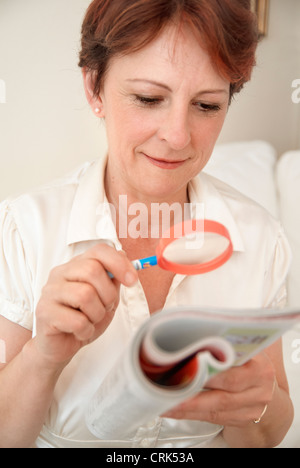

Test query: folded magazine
[86,305,300,439]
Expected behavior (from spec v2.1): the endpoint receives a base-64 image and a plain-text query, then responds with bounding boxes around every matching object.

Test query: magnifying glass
[110,219,233,277]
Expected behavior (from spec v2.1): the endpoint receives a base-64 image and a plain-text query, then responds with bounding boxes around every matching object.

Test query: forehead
[104,23,228,90]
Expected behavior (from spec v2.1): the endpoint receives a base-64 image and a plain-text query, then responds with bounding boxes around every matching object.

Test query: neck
[104,167,190,242]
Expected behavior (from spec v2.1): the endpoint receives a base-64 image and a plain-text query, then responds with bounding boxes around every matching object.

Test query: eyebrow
[126,79,172,92]
[126,79,229,96]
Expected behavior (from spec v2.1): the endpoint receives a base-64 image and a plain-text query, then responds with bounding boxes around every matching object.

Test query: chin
[138,178,189,202]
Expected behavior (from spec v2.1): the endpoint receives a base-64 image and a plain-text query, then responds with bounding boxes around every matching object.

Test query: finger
[206,365,254,393]
[163,388,269,427]
[53,244,137,289]
[51,281,108,324]
[81,244,138,287]
[43,302,96,342]
[55,259,119,311]
[207,355,275,393]
[50,249,131,314]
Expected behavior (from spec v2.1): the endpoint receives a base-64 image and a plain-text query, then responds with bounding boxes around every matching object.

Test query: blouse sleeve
[263,224,292,309]
[0,201,34,330]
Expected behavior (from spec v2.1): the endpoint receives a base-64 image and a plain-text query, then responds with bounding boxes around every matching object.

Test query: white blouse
[0,156,291,448]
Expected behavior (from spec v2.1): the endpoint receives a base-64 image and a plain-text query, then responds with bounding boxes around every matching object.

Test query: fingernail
[106,303,116,314]
[125,271,137,286]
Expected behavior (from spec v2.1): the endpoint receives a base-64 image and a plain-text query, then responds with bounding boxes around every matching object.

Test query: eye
[194,102,221,113]
[134,95,163,107]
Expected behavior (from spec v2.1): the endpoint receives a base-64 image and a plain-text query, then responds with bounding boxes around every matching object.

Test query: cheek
[106,107,156,152]
[190,115,227,171]
[126,109,158,142]
[193,112,227,149]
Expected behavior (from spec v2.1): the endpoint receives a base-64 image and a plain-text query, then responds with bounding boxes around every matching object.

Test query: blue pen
[107,255,158,279]
[131,255,158,271]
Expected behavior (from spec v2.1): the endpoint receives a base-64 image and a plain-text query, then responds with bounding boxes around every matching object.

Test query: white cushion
[276,151,300,448]
[276,151,300,308]
[278,327,300,448]
[206,142,300,447]
[205,140,279,218]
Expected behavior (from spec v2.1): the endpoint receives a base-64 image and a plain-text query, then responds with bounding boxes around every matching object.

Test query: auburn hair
[78,0,258,99]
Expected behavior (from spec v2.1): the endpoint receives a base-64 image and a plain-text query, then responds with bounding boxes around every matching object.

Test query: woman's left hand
[163,352,276,428]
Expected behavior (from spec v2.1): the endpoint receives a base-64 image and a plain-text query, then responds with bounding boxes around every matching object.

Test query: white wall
[218,0,300,154]
[0,0,106,200]
[0,0,299,201]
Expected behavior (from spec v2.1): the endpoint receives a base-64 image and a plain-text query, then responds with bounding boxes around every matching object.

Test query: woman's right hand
[33,244,138,368]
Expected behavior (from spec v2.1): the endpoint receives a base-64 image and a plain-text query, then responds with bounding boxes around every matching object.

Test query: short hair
[78,0,258,99]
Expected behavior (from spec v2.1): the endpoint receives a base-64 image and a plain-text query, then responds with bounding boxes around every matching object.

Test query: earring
[95,107,101,114]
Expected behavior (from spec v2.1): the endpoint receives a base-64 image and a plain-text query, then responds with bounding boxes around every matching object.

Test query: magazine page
[86,319,234,439]
[141,306,300,367]
[86,305,300,439]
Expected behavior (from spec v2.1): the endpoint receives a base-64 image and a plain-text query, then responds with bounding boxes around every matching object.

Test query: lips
[143,153,187,170]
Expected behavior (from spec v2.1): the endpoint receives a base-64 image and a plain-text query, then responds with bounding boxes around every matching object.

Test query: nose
[157,107,191,151]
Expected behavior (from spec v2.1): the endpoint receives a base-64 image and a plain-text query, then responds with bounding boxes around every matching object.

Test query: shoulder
[193,172,291,269]
[198,171,280,231]
[0,160,99,268]
[3,161,93,213]
[0,161,94,231]
[194,173,291,307]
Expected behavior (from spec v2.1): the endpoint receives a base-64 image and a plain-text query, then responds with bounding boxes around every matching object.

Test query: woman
[0,0,294,448]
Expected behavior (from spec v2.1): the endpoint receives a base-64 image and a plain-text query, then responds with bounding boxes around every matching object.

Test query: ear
[82,69,105,118]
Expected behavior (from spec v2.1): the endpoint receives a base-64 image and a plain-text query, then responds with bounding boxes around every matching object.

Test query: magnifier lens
[163,233,231,265]
[156,220,233,275]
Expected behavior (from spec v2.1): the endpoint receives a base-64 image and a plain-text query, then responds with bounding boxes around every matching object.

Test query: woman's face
[86,23,230,203]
